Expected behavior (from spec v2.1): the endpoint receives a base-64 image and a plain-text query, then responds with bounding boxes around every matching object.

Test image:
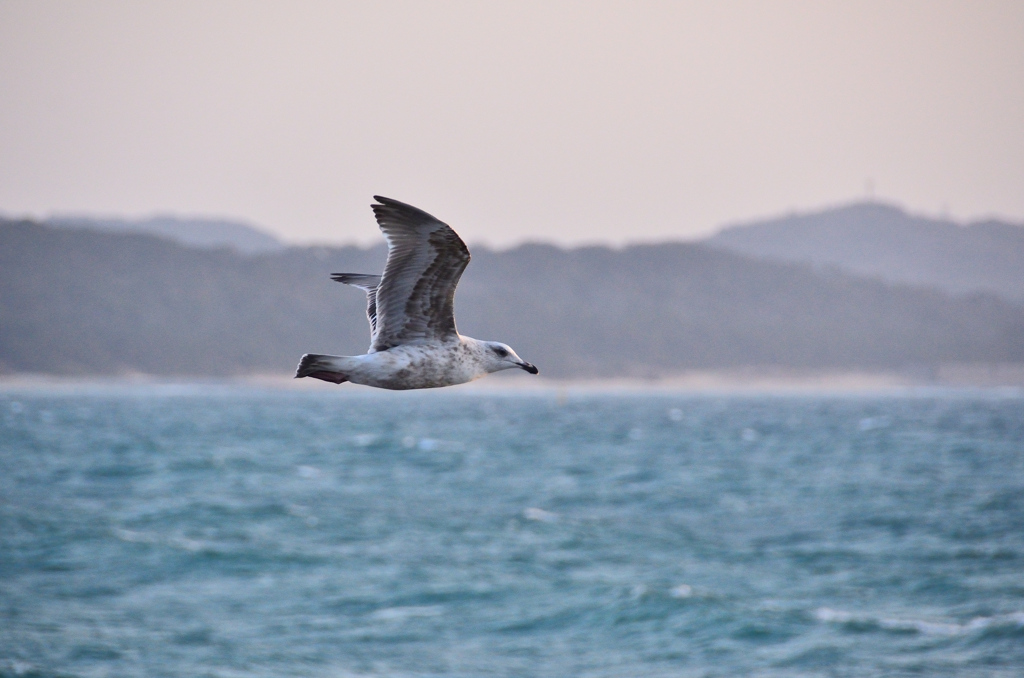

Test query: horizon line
[3,197,1022,251]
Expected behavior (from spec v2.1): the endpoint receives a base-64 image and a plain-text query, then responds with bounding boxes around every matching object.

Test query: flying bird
[295,196,539,389]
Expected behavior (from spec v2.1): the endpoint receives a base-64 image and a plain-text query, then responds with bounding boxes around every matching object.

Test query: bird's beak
[517,361,539,375]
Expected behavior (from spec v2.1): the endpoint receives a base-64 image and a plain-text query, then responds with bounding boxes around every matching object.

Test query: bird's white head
[478,340,539,375]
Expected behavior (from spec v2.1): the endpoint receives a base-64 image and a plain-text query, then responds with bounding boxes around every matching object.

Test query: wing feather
[369,196,470,351]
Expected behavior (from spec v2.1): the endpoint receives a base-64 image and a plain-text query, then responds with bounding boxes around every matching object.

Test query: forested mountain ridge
[3,218,1022,378]
[708,202,1024,302]
[36,214,286,254]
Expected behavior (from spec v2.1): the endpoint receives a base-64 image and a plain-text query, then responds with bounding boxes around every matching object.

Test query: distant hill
[706,202,1024,303]
[2,218,1022,378]
[46,214,285,255]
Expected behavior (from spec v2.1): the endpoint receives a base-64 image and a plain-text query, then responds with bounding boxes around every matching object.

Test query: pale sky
[1,1,1022,246]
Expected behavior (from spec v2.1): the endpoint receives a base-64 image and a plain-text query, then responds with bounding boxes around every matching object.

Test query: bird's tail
[294,354,351,384]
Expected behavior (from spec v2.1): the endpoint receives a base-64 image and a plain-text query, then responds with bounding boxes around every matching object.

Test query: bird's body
[297,337,520,390]
[295,196,538,389]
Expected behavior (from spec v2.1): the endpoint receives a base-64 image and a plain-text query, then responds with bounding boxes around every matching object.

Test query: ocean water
[1,385,1023,677]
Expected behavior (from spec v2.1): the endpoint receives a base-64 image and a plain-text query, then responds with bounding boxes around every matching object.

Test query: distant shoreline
[3,364,1023,395]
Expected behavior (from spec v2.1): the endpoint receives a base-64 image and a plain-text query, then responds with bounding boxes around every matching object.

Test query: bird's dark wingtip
[370,196,446,226]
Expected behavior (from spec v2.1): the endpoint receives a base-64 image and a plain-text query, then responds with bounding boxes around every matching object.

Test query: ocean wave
[814,607,1024,637]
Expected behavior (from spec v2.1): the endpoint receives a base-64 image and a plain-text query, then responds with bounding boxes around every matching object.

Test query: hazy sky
[1,1,1022,246]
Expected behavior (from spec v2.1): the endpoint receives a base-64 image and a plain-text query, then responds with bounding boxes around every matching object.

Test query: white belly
[347,343,484,390]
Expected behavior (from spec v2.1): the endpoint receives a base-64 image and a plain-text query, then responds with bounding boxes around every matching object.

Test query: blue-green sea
[2,384,1023,677]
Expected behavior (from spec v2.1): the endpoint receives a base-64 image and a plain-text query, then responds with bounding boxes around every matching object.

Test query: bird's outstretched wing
[367,196,470,351]
[330,273,382,348]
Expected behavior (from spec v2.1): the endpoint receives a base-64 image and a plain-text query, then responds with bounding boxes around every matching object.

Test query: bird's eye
[491,346,509,358]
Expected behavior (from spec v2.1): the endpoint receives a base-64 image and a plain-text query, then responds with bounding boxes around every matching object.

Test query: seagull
[295,196,538,389]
